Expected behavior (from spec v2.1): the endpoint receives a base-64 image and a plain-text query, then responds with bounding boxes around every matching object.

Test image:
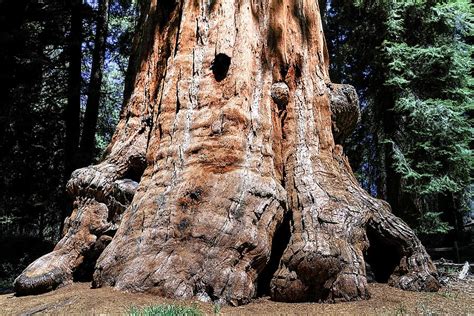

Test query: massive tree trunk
[15,0,440,305]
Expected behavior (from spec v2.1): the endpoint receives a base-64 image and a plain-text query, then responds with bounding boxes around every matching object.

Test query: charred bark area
[15,0,439,304]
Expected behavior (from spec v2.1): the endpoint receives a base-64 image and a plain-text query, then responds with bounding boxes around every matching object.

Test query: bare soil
[1,278,472,315]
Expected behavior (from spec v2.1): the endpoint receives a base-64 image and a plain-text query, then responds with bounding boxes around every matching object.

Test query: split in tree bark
[15,0,439,305]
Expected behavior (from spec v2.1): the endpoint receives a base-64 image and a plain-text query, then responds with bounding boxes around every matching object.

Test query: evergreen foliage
[94,0,139,154]
[323,0,473,235]
[383,0,472,234]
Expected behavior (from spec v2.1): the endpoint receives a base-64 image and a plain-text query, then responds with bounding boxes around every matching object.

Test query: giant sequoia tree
[15,0,440,305]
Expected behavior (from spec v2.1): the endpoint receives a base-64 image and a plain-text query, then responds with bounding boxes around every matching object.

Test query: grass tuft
[128,303,203,316]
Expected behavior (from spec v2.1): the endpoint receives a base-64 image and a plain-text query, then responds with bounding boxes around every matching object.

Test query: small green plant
[438,291,459,300]
[417,303,438,316]
[213,302,221,315]
[128,303,203,316]
[438,265,458,275]
[444,266,458,274]
[395,303,408,315]
[0,278,14,293]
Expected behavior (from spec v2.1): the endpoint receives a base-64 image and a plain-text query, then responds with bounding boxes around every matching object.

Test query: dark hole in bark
[280,64,289,79]
[256,210,292,297]
[73,246,100,282]
[123,156,147,183]
[73,236,113,282]
[176,89,181,114]
[188,188,203,201]
[158,123,163,139]
[365,226,402,283]
[73,251,97,282]
[294,64,302,78]
[206,284,219,301]
[211,53,231,82]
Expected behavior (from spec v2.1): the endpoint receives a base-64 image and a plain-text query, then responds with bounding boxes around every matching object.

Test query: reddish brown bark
[15,0,439,304]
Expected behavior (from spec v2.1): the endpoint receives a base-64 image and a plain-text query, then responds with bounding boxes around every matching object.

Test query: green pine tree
[323,0,473,236]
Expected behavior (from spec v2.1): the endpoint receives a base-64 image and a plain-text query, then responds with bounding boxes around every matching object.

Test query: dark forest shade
[0,0,138,289]
[65,0,83,178]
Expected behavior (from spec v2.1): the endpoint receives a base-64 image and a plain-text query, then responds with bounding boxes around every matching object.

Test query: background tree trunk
[79,0,110,166]
[15,0,439,304]
[64,0,83,177]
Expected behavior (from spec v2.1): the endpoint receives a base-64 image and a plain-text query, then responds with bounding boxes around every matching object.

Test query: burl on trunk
[15,0,439,305]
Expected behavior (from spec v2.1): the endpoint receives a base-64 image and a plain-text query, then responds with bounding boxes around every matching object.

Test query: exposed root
[14,160,142,295]
[14,252,73,295]
[269,146,439,303]
[369,206,440,292]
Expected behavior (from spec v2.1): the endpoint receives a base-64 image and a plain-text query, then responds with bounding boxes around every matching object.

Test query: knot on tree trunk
[67,156,144,215]
[328,83,361,143]
[271,82,289,111]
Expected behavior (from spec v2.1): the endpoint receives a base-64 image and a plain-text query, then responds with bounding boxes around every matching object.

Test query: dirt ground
[1,278,472,315]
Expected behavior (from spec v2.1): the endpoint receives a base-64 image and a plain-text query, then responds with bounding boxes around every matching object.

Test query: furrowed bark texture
[15,0,439,304]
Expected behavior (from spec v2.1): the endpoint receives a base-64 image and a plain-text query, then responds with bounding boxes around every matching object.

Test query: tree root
[269,148,440,303]
[14,160,141,295]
